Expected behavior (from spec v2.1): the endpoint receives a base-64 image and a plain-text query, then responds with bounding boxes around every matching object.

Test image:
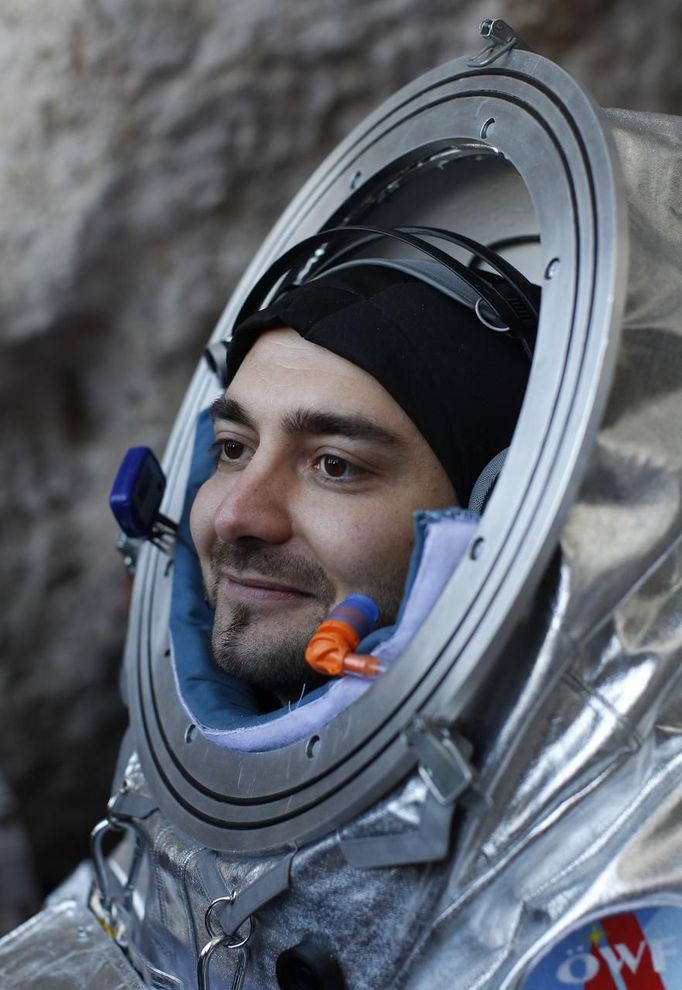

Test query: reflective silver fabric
[0,899,145,989]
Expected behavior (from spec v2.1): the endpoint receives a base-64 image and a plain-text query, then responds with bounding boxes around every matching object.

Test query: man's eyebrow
[282,408,406,447]
[210,395,255,430]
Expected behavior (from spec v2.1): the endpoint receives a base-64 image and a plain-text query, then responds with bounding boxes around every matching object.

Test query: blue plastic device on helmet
[109,446,177,548]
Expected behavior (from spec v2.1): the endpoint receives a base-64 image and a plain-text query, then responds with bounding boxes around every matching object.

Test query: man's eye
[212,439,248,464]
[315,454,362,481]
[322,454,347,478]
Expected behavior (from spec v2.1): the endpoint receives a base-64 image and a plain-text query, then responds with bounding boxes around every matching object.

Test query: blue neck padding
[169,409,480,752]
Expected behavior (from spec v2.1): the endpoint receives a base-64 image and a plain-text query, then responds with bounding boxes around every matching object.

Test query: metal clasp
[197,893,254,990]
[402,716,475,804]
[90,812,146,941]
[468,18,529,68]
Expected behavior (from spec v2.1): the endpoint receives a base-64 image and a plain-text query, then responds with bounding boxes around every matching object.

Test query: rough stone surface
[508,0,682,112]
[0,0,679,899]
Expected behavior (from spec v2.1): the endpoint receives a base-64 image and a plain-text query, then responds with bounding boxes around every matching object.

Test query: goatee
[207,538,337,698]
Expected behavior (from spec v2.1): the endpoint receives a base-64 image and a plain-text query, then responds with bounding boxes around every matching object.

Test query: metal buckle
[402,716,475,804]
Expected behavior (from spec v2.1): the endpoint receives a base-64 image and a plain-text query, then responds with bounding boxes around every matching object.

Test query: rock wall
[0,0,679,899]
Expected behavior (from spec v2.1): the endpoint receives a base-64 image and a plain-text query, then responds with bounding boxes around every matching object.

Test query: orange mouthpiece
[305,597,385,679]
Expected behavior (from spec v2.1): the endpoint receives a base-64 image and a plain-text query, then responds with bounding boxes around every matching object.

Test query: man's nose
[212,458,294,545]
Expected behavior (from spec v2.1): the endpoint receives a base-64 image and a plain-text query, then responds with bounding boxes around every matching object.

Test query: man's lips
[220,572,315,605]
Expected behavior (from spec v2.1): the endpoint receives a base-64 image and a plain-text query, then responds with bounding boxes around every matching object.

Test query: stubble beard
[207,539,337,698]
[206,538,404,700]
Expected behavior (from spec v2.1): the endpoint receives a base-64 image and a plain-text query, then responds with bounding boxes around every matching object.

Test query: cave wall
[1,0,679,899]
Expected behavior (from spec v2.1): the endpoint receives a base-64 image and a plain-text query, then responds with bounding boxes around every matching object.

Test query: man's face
[190,327,455,700]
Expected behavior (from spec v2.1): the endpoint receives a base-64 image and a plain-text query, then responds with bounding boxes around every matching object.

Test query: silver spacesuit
[2,20,682,990]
